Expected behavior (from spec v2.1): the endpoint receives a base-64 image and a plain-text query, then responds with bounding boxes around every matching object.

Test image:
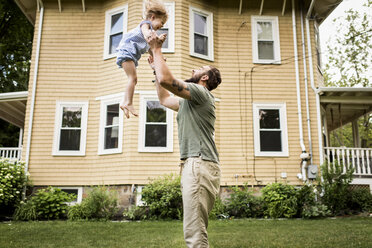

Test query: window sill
[190,53,214,62]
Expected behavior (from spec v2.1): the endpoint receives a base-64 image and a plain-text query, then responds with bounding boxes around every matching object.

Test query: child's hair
[144,0,168,22]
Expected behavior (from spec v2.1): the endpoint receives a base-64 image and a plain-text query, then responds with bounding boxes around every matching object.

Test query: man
[146,33,222,248]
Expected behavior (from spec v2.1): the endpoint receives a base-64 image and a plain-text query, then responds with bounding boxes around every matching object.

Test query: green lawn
[1,218,371,248]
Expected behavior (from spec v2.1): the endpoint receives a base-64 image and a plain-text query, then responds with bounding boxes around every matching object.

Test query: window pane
[259,109,280,129]
[62,107,81,128]
[194,13,207,35]
[60,189,78,202]
[106,104,119,126]
[110,33,122,54]
[258,41,274,60]
[59,130,81,150]
[257,22,272,40]
[157,29,169,49]
[105,127,118,149]
[194,34,208,56]
[260,131,282,152]
[145,124,167,147]
[111,13,123,35]
[146,101,166,122]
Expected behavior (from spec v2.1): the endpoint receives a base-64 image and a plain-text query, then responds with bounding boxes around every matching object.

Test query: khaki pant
[181,157,221,248]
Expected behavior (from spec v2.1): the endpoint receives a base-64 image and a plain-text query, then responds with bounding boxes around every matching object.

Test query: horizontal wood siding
[23,0,322,187]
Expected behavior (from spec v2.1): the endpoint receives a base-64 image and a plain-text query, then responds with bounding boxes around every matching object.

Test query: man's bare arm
[147,33,191,100]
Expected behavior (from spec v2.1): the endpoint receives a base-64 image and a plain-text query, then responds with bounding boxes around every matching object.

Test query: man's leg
[181,157,220,248]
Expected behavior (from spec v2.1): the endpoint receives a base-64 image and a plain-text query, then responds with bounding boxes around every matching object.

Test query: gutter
[292,0,308,181]
[24,0,44,192]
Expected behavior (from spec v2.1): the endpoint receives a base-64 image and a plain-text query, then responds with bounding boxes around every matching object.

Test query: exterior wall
[23,0,322,188]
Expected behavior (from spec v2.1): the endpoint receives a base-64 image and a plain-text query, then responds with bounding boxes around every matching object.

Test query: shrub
[124,174,182,220]
[320,161,354,215]
[13,200,37,221]
[68,186,118,220]
[296,184,316,217]
[302,202,331,219]
[31,186,76,220]
[209,196,228,220]
[141,174,182,220]
[347,187,372,213]
[225,185,265,218]
[262,183,298,218]
[0,159,28,212]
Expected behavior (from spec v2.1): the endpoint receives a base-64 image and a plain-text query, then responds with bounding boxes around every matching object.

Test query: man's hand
[146,32,166,50]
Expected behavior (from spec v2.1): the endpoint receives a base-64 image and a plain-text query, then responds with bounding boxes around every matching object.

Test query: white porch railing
[324,147,372,177]
[0,147,22,161]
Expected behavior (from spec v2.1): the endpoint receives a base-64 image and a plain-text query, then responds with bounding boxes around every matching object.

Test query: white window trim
[53,101,89,156]
[136,186,145,206]
[138,94,173,153]
[251,16,281,64]
[253,103,289,157]
[189,6,214,61]
[161,2,175,53]
[58,187,83,206]
[103,4,128,60]
[98,95,124,155]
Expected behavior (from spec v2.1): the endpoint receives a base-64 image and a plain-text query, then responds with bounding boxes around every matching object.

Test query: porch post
[352,120,360,148]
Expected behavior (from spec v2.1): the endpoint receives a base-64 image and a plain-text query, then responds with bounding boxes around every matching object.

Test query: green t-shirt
[177,83,219,163]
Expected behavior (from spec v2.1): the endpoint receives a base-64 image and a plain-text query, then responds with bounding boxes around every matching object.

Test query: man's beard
[184,74,203,84]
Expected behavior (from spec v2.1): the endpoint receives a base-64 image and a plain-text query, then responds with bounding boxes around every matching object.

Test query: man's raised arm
[146,33,191,100]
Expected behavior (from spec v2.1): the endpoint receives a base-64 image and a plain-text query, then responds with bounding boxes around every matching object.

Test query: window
[53,101,89,156]
[251,16,281,64]
[253,103,288,156]
[156,2,175,53]
[189,6,214,61]
[139,95,173,152]
[58,187,83,206]
[104,4,128,59]
[98,95,124,155]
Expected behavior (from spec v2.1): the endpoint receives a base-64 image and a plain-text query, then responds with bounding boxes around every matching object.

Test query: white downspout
[300,2,313,164]
[292,0,308,181]
[305,0,324,167]
[24,0,44,199]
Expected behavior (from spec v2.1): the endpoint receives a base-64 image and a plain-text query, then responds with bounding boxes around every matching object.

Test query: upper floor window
[104,4,128,59]
[253,103,288,157]
[156,2,175,53]
[53,101,89,156]
[138,95,173,152]
[98,95,123,155]
[251,16,281,64]
[189,6,214,61]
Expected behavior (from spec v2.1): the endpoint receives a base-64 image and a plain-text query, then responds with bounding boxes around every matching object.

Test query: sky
[319,0,370,64]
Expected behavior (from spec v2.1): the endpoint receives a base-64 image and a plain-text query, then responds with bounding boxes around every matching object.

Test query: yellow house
[2,0,370,205]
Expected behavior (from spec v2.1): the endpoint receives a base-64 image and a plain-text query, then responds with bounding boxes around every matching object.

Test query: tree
[0,0,33,147]
[324,0,371,87]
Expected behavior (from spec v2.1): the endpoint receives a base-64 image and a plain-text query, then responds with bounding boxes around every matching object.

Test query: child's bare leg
[121,60,138,118]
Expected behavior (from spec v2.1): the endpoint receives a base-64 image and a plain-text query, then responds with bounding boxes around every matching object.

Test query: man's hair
[145,0,168,22]
[205,66,221,91]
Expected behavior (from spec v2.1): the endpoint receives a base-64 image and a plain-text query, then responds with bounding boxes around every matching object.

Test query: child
[116,0,168,118]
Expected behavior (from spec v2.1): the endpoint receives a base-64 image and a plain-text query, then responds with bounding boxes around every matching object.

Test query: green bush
[296,184,317,217]
[262,183,298,218]
[321,161,354,215]
[225,185,265,218]
[347,187,372,213]
[32,186,76,220]
[141,174,182,220]
[302,202,331,219]
[0,159,28,208]
[13,199,37,221]
[68,186,118,220]
[209,196,228,220]
[124,174,182,220]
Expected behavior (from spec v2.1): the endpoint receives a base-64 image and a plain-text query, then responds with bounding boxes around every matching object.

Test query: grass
[1,217,372,248]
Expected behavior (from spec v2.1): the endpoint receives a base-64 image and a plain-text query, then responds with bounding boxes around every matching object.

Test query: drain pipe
[305,0,324,167]
[292,0,309,181]
[23,0,44,200]
[300,1,313,165]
